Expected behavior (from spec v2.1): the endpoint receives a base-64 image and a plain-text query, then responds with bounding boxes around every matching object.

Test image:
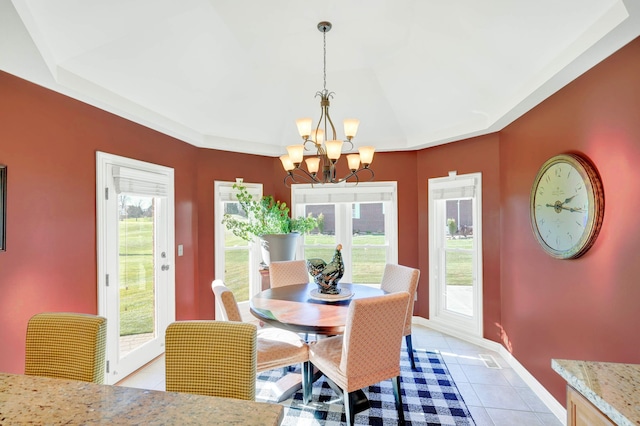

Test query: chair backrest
[340,292,410,390]
[380,264,420,336]
[165,320,257,400]
[211,279,242,321]
[269,260,309,288]
[25,312,107,383]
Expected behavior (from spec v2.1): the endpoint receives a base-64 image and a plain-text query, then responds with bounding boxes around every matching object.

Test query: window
[291,182,398,285]
[214,181,262,319]
[428,172,483,337]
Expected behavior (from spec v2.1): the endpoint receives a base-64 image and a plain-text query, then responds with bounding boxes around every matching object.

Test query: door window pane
[223,201,251,302]
[303,204,337,261]
[352,202,386,283]
[304,204,335,245]
[118,195,156,357]
[352,247,387,282]
[444,199,474,317]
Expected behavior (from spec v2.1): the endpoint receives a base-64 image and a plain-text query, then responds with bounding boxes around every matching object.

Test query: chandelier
[279,21,375,186]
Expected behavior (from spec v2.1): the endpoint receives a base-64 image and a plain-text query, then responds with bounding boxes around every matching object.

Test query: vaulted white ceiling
[1,0,639,156]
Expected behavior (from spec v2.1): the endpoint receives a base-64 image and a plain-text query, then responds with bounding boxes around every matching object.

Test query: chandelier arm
[313,99,324,144]
[335,166,375,185]
[343,140,354,150]
[303,139,318,151]
[325,104,337,141]
[284,173,294,188]
[290,167,322,185]
[359,166,375,181]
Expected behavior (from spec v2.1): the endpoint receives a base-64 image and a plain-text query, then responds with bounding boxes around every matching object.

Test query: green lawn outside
[119,218,155,336]
[445,237,474,286]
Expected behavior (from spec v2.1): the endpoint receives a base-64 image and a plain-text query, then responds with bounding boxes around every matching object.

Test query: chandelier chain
[323,29,327,92]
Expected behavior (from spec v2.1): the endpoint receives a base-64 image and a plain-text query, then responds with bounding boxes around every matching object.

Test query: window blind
[430,178,476,200]
[292,185,394,205]
[112,166,169,197]
[216,183,261,202]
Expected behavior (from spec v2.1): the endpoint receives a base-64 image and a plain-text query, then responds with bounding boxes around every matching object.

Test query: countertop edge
[551,359,634,426]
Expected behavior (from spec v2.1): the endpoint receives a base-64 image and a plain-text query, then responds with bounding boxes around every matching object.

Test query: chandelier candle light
[280,21,375,186]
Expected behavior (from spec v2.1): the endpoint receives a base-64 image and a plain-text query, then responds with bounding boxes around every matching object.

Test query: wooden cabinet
[567,386,614,426]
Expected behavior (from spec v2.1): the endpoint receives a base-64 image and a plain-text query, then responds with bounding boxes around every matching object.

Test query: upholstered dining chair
[305,292,410,426]
[165,320,257,400]
[268,260,309,288]
[25,312,107,384]
[380,263,421,369]
[211,280,310,399]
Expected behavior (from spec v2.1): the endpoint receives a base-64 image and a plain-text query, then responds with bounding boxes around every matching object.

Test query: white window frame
[428,172,483,337]
[214,181,262,320]
[291,181,398,285]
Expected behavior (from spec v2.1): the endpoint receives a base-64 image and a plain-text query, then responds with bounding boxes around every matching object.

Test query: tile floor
[117,324,565,426]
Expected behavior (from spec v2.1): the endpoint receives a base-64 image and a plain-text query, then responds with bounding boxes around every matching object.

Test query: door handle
[161,264,170,271]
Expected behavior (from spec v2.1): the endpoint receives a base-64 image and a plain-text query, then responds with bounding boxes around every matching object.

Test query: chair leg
[344,388,356,426]
[405,334,416,370]
[392,375,406,425]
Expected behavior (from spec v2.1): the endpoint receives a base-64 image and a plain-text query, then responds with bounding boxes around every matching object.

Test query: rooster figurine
[306,244,345,294]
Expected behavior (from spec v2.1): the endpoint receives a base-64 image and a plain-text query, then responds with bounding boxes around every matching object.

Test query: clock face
[530,154,604,259]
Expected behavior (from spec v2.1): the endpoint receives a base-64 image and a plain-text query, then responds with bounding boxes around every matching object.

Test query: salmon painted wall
[499,36,640,402]
[0,71,203,374]
[416,134,502,339]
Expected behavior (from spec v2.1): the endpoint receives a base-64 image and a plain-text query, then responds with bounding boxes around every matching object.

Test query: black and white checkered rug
[256,349,475,425]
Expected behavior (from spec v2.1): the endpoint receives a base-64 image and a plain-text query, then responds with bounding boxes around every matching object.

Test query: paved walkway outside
[120,332,154,356]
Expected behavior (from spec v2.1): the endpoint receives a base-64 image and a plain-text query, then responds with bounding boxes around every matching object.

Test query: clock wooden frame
[530,153,604,259]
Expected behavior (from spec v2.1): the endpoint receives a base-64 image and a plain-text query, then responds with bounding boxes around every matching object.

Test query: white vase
[259,232,300,266]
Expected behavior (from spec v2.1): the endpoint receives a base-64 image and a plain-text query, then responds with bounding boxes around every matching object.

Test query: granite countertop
[552,359,640,426]
[0,372,283,425]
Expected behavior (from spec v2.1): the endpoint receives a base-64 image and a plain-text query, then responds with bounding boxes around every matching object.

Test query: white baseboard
[414,317,566,425]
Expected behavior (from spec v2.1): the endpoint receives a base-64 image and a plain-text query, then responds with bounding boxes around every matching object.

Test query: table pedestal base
[271,372,302,403]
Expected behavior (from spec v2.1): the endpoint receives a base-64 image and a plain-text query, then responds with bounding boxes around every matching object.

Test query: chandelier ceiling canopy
[279,21,375,186]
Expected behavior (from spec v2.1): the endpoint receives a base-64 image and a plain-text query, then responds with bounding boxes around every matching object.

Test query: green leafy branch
[222,184,318,242]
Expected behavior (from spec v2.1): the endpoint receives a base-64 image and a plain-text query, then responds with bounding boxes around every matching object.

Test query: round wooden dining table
[250,282,386,335]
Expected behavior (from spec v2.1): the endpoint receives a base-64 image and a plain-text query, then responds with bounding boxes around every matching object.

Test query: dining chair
[268,260,309,288]
[25,312,107,383]
[305,292,410,426]
[165,320,257,400]
[211,280,310,399]
[380,263,421,369]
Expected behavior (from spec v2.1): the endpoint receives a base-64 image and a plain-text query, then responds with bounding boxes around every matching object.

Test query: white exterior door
[97,152,175,384]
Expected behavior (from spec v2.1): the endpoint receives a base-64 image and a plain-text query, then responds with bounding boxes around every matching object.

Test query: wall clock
[530,153,604,259]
